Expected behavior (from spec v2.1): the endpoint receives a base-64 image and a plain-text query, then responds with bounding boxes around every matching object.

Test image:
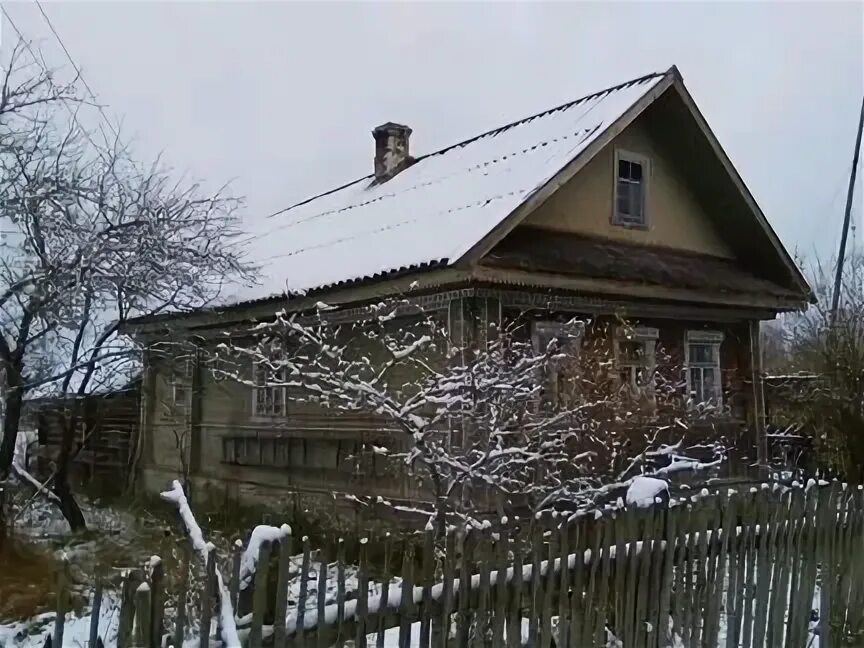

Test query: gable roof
[220,65,809,310]
[229,70,670,303]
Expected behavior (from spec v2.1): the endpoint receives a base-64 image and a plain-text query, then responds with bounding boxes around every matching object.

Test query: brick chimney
[372,122,412,182]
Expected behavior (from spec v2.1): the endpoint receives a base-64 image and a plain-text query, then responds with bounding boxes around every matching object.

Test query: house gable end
[522,112,737,259]
[461,72,811,305]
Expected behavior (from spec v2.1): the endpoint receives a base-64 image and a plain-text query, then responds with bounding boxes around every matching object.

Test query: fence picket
[199,553,216,648]
[173,545,191,648]
[88,577,103,648]
[316,548,328,648]
[493,526,509,646]
[335,539,347,648]
[592,515,613,647]
[506,528,523,648]
[754,489,776,646]
[118,570,141,648]
[149,558,165,648]
[634,506,656,647]
[623,507,641,648]
[438,530,455,648]
[398,540,415,648]
[671,500,690,646]
[297,536,312,647]
[528,520,543,646]
[52,558,69,648]
[657,501,678,648]
[681,501,698,646]
[581,513,604,647]
[539,516,556,648]
[355,538,370,648]
[612,508,628,646]
[134,580,152,648]
[475,528,492,647]
[568,516,585,648]
[378,534,393,648]
[273,532,293,648]
[781,489,806,645]
[249,539,272,648]
[419,527,435,648]
[556,517,571,647]
[456,529,473,648]
[796,486,821,647]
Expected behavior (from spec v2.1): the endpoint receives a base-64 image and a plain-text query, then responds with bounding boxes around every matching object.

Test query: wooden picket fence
[46,481,864,647]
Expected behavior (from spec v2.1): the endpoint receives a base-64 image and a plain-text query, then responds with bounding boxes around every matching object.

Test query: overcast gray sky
[3,1,863,263]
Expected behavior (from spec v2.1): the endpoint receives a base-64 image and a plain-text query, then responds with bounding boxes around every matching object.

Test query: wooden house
[124,67,812,522]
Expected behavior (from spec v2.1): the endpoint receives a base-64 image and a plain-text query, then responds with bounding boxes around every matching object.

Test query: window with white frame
[614,150,648,227]
[252,360,287,417]
[685,330,723,406]
[532,320,582,407]
[170,357,192,408]
[615,327,658,399]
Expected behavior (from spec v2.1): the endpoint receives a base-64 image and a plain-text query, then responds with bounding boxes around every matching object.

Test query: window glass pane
[703,368,716,401]
[616,181,632,215]
[618,159,630,179]
[629,183,643,222]
[689,367,703,400]
[629,161,643,181]
[689,343,713,364]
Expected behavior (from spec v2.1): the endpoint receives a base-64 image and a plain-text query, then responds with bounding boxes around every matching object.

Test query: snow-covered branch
[161,480,240,645]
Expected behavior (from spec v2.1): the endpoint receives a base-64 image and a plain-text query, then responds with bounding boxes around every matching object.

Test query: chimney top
[372,122,412,183]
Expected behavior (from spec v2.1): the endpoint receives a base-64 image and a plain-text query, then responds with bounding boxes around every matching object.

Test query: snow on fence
[41,481,864,647]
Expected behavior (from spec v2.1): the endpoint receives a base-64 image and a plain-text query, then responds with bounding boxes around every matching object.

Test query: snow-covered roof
[229,70,669,305]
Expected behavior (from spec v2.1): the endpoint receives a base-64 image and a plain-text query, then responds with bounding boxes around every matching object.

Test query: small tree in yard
[212,300,725,531]
[770,254,864,481]
[0,41,251,531]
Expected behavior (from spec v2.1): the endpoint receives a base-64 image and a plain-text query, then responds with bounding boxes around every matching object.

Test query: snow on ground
[0,591,121,648]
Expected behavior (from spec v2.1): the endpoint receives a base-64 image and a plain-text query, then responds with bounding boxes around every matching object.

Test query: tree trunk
[0,382,25,478]
[52,470,86,531]
[53,407,87,532]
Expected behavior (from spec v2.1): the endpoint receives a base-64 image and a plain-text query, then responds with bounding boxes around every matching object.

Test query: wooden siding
[139,296,759,516]
[33,387,139,491]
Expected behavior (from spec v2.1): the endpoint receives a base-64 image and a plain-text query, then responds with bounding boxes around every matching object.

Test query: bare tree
[0,41,252,529]
[211,301,725,531]
[770,254,864,480]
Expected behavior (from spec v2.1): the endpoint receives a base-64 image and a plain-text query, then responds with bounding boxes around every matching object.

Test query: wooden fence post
[398,539,416,648]
[199,551,216,648]
[273,531,293,648]
[335,538,347,648]
[297,536,312,646]
[173,543,191,648]
[229,538,243,613]
[53,556,70,648]
[377,534,393,648]
[134,581,152,648]
[89,576,103,648]
[249,538,272,648]
[355,538,369,648]
[149,558,165,648]
[117,569,141,648]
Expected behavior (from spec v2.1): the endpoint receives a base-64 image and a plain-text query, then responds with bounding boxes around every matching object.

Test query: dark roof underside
[484,227,802,301]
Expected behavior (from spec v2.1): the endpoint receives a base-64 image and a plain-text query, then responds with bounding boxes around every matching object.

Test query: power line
[0,3,113,160]
[34,0,119,140]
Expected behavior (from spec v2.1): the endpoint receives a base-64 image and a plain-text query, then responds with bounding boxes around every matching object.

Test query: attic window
[614,150,648,227]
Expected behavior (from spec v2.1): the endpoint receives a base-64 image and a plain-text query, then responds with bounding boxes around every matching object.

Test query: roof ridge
[267,68,670,221]
[415,69,669,163]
